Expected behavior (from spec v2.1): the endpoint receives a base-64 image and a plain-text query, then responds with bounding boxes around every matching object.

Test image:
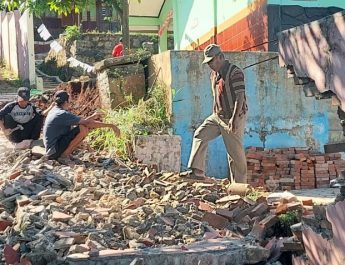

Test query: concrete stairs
[35,65,62,91]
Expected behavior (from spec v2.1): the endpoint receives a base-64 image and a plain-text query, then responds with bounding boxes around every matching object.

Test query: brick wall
[134,135,181,172]
[218,6,268,51]
[197,2,269,52]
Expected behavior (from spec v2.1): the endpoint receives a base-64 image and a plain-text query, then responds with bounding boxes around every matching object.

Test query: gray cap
[202,44,222,64]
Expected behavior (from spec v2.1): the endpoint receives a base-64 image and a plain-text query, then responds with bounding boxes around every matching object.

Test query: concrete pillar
[172,0,180,50]
[18,10,35,84]
[0,12,4,59]
[1,13,9,66]
[159,30,168,53]
[8,12,19,76]
[25,11,36,85]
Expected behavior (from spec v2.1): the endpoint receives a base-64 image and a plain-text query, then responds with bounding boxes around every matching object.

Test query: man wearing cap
[112,37,124,57]
[43,90,120,163]
[183,44,248,183]
[0,87,44,146]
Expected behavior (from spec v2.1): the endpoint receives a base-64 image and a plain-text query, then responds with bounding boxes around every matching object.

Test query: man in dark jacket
[0,87,43,146]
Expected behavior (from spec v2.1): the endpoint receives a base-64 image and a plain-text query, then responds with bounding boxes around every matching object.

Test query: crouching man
[0,87,44,148]
[43,90,120,163]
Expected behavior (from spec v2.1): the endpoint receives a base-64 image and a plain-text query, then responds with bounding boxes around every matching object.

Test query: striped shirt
[212,60,246,119]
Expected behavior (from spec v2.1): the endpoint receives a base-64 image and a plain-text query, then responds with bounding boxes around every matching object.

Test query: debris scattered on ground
[0,145,321,264]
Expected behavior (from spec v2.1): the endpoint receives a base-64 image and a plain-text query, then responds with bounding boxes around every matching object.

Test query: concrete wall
[8,12,18,76]
[0,10,35,83]
[149,51,342,178]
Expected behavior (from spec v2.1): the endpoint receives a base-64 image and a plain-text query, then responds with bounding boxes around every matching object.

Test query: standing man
[43,90,120,164]
[112,37,124,57]
[183,44,248,183]
[0,87,44,147]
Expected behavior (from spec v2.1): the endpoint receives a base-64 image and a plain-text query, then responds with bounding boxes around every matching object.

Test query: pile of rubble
[32,78,100,119]
[0,146,319,265]
[246,147,345,190]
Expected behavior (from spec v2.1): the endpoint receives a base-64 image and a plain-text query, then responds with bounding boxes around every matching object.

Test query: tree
[1,0,88,16]
[103,0,130,49]
[1,0,134,48]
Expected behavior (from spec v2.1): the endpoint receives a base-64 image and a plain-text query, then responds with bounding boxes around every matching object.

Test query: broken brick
[202,212,229,229]
[259,214,278,229]
[4,244,20,265]
[215,208,236,220]
[198,201,214,212]
[250,203,268,217]
[52,211,73,222]
[16,195,31,207]
[0,220,13,231]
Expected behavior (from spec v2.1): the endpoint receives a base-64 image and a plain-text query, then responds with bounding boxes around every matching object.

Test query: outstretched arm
[41,102,55,116]
[79,117,120,137]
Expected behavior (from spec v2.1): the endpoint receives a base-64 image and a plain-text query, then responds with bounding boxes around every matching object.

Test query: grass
[87,83,170,159]
[0,61,24,90]
[246,189,266,201]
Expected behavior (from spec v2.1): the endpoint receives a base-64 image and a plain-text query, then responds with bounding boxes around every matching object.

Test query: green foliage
[87,83,170,159]
[0,61,24,90]
[1,0,89,16]
[64,25,81,41]
[279,210,300,226]
[277,210,300,237]
[246,189,265,201]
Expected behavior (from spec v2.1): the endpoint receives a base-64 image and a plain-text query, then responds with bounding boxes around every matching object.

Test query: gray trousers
[188,113,247,183]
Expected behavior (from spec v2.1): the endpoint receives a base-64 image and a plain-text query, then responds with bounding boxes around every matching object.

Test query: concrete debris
[290,181,345,264]
[0,147,337,264]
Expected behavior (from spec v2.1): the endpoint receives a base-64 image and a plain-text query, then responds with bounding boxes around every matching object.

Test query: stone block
[98,63,146,109]
[134,135,181,172]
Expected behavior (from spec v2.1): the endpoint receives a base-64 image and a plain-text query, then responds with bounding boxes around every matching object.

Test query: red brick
[0,220,13,231]
[259,214,278,228]
[4,244,20,265]
[216,208,236,220]
[198,201,214,212]
[8,170,21,180]
[52,211,73,222]
[250,202,268,217]
[202,212,229,229]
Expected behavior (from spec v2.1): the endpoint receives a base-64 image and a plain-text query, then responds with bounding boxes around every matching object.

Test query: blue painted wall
[151,51,339,178]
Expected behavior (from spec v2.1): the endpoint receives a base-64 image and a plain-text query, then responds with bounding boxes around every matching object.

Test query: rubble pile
[246,146,345,190]
[0,148,311,264]
[31,79,100,119]
[56,79,100,117]
[289,186,345,264]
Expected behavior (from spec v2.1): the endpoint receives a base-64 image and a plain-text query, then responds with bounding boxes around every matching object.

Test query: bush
[87,83,170,159]
[64,25,81,41]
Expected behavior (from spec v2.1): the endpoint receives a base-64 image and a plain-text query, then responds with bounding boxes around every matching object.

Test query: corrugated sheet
[278,11,345,111]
